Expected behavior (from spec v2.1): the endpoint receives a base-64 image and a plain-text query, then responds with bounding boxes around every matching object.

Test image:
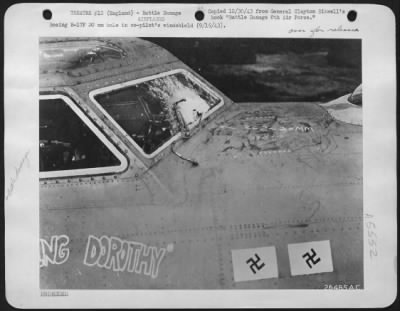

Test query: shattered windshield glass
[94,71,222,155]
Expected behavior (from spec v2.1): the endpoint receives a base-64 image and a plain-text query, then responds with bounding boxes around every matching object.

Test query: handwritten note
[5,151,30,201]
[288,25,359,38]
[365,214,378,259]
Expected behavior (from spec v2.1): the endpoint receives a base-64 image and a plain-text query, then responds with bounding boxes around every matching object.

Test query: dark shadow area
[146,38,361,102]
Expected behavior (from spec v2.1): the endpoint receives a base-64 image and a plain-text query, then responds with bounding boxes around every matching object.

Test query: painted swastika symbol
[302,248,321,268]
[246,253,266,274]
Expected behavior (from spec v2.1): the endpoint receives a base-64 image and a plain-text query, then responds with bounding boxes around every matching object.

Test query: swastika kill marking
[232,246,278,282]
[246,253,266,274]
[302,248,321,268]
[288,240,333,276]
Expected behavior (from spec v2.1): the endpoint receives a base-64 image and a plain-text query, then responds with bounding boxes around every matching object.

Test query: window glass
[40,98,121,172]
[94,71,222,155]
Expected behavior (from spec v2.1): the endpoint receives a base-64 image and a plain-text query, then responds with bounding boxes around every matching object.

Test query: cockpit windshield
[92,70,223,156]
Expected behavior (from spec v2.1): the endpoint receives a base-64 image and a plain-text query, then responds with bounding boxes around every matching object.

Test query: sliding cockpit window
[39,94,128,179]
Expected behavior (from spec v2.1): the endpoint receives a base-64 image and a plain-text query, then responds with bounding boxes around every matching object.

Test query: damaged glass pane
[94,71,221,155]
[39,98,121,172]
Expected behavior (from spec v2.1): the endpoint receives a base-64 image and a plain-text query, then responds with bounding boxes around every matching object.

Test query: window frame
[89,69,225,159]
[39,94,128,179]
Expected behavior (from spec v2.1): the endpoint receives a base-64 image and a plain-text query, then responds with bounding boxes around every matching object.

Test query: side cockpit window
[91,69,223,158]
[40,94,127,179]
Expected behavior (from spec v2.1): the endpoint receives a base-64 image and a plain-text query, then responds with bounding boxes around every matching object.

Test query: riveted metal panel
[40,38,180,88]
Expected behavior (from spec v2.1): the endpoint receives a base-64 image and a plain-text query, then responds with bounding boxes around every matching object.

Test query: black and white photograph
[39,37,363,289]
[4,2,397,308]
